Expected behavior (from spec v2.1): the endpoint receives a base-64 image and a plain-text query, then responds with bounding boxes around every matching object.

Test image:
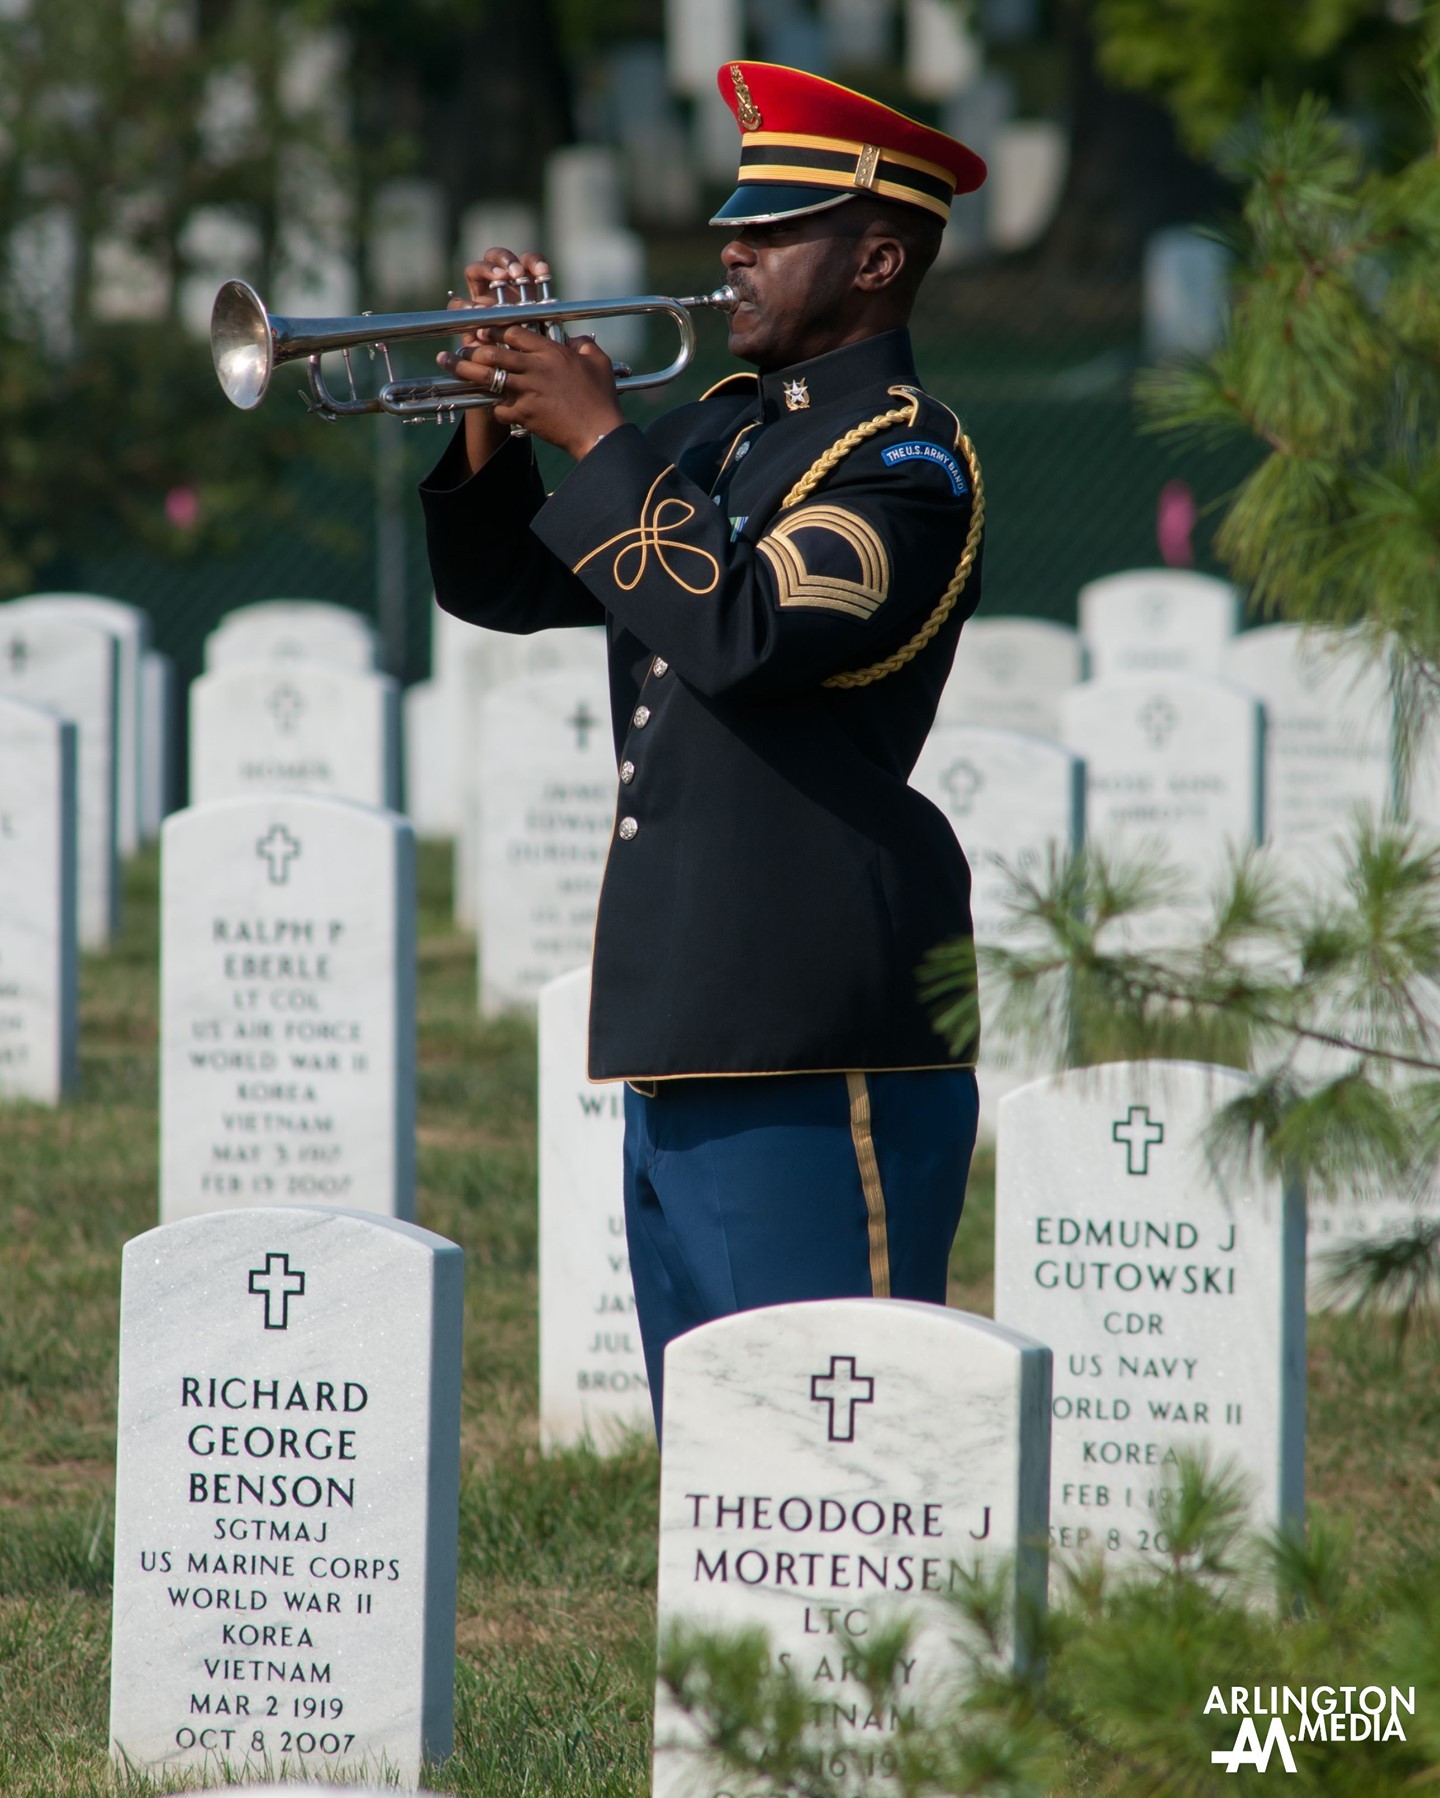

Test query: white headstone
[653,1300,1051,1798]
[142,650,178,841]
[8,204,79,357]
[545,146,623,244]
[988,121,1067,253]
[205,601,381,674]
[0,698,77,1104]
[664,0,743,95]
[458,201,540,261]
[554,229,647,365]
[1144,226,1230,360]
[911,726,1084,1134]
[190,664,401,811]
[1059,674,1264,917]
[822,0,893,62]
[177,205,264,338]
[108,1206,461,1787]
[1079,570,1239,683]
[452,627,609,922]
[538,967,650,1449]
[904,0,979,97]
[7,593,149,858]
[913,727,1085,941]
[477,666,615,1012]
[1222,626,1391,840]
[401,680,452,835]
[370,178,447,307]
[92,193,171,323]
[937,617,1084,736]
[0,609,119,947]
[159,796,414,1224]
[994,1061,1305,1567]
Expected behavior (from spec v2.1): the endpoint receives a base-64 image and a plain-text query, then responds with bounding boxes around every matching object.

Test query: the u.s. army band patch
[757,504,890,620]
[879,439,969,495]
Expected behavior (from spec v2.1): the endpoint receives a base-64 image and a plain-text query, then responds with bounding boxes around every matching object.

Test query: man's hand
[442,247,625,474]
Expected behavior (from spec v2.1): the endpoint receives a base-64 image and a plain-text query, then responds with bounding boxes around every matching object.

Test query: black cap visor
[709,184,858,226]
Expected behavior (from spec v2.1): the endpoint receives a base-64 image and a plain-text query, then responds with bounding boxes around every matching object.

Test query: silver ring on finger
[489,365,507,396]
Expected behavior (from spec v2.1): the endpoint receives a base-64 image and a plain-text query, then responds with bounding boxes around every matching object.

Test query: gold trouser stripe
[846,1072,891,1299]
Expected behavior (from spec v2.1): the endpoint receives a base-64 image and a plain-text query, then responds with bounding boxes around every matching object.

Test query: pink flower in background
[165,486,200,530]
[1157,479,1195,567]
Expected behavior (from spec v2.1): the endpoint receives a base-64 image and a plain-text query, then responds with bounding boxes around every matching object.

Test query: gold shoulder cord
[774,386,985,691]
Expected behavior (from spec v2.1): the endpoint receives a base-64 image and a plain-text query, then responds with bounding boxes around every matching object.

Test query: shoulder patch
[879,439,969,496]
[698,372,761,403]
[757,504,890,621]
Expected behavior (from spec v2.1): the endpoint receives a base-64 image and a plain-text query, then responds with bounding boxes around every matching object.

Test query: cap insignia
[730,64,762,131]
[783,378,810,412]
[854,144,881,190]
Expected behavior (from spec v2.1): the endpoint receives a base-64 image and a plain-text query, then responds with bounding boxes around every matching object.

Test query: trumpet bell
[212,280,274,411]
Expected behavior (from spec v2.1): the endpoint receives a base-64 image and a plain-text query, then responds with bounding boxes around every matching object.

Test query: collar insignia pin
[783,378,810,412]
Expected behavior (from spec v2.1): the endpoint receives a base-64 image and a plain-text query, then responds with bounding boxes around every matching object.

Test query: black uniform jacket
[421,328,981,1081]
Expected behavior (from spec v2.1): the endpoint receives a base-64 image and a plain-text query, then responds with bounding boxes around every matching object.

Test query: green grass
[2,846,1439,1793]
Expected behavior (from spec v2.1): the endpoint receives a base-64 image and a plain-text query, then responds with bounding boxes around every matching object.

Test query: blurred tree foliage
[1090,0,1430,156]
[0,0,580,594]
[0,0,373,592]
[927,33,1440,1317]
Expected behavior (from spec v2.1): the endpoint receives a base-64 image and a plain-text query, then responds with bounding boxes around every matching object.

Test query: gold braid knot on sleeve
[772,385,985,691]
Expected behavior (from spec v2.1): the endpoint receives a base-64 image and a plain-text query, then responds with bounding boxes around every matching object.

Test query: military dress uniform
[421,63,989,1432]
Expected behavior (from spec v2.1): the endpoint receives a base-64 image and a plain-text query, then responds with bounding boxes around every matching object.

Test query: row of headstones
[108,1056,1298,1788]
[5,583,1402,1107]
[0,597,394,1107]
[432,631,1394,1026]
[0,592,179,1105]
[0,592,177,944]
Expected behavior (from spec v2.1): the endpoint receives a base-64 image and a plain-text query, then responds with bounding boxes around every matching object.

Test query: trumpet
[211,277,738,423]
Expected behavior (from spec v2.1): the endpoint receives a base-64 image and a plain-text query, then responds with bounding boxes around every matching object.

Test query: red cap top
[712,61,986,226]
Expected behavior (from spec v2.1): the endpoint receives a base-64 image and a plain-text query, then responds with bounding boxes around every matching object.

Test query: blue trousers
[622,1069,978,1437]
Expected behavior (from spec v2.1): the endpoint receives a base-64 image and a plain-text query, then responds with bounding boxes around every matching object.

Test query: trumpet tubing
[210,279,738,422]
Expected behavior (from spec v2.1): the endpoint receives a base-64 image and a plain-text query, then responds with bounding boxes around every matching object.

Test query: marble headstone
[1223,625,1391,839]
[0,608,119,947]
[1059,674,1264,917]
[936,617,1084,737]
[204,601,381,674]
[160,797,416,1224]
[0,698,78,1103]
[142,650,178,841]
[1078,570,1239,683]
[475,664,616,1012]
[538,967,650,1449]
[910,726,1084,1135]
[7,593,149,857]
[190,663,401,811]
[109,1206,462,1787]
[653,1300,1051,1798]
[454,627,608,925]
[994,1061,1305,1566]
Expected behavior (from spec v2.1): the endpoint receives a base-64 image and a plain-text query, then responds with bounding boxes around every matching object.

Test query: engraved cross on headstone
[4,635,27,675]
[941,759,982,816]
[248,1251,306,1329]
[267,683,305,733]
[1112,1105,1165,1175]
[1138,696,1177,749]
[256,823,301,885]
[810,1354,875,1442]
[567,701,598,752]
